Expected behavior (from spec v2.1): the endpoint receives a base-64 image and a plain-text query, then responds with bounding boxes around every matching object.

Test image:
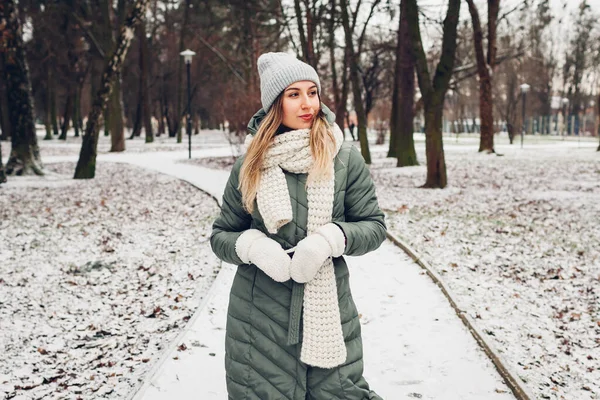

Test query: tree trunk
[73,87,81,137]
[407,0,460,188]
[478,75,494,152]
[109,79,126,151]
[131,97,142,138]
[97,0,126,151]
[336,48,351,135]
[424,105,447,188]
[193,113,200,135]
[388,17,399,159]
[0,140,6,184]
[59,93,73,140]
[139,22,153,143]
[157,101,165,136]
[328,0,346,131]
[295,0,317,67]
[176,0,191,144]
[74,0,150,179]
[166,104,177,137]
[44,74,53,140]
[1,0,44,176]
[507,123,515,144]
[0,58,12,140]
[466,0,499,153]
[340,0,371,164]
[51,79,59,136]
[389,0,418,166]
[131,45,143,140]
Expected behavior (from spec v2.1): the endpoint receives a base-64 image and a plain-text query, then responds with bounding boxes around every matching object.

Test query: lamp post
[180,49,196,159]
[520,83,530,149]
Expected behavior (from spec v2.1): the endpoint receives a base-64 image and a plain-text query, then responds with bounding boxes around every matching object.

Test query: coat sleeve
[334,145,386,256]
[210,158,252,265]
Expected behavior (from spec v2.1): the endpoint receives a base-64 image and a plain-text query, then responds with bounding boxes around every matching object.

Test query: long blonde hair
[239,95,336,213]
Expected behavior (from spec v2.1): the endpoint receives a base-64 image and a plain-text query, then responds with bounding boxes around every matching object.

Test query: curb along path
[45,150,520,399]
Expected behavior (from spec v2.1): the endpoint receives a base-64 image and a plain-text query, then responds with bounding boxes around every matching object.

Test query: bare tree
[294,0,327,67]
[130,21,154,142]
[326,0,351,133]
[389,0,418,166]
[563,1,595,133]
[339,0,381,164]
[465,0,499,153]
[0,26,12,142]
[1,0,43,176]
[75,0,150,179]
[407,0,461,188]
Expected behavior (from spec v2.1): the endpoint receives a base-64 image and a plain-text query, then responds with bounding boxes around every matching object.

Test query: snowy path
[42,149,516,399]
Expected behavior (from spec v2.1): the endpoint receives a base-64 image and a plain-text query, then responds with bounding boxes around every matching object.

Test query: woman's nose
[301,94,311,108]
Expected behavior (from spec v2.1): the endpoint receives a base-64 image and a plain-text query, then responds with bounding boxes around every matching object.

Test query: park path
[44,149,515,400]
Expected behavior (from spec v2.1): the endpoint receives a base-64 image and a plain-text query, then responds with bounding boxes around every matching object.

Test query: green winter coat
[210,107,386,400]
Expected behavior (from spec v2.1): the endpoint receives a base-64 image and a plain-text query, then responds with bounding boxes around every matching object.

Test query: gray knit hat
[257,52,321,112]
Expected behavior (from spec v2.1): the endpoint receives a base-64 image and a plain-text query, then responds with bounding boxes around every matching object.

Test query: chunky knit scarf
[246,123,347,368]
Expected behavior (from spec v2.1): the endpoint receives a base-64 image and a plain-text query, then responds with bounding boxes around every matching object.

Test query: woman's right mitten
[235,229,291,282]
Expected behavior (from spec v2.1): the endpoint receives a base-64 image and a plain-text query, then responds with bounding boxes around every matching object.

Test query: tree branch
[357,0,381,55]
[432,0,461,96]
[406,0,432,102]
[71,12,106,58]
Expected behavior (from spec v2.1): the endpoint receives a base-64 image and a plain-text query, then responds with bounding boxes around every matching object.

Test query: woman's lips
[299,114,313,121]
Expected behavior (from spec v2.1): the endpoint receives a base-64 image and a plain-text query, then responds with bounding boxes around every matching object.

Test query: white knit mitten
[290,223,346,283]
[235,229,291,282]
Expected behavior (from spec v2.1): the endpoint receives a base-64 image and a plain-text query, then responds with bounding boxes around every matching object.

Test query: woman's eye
[289,93,298,97]
[309,91,317,96]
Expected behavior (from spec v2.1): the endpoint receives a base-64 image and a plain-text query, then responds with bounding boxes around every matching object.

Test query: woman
[210,52,386,400]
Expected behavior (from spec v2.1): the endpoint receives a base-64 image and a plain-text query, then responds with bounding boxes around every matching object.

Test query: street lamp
[520,83,530,149]
[180,49,196,159]
[561,97,569,139]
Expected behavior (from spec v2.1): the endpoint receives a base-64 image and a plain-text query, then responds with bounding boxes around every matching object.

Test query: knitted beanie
[257,52,321,112]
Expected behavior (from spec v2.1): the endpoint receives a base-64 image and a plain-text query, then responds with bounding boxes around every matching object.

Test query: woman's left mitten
[290,223,346,283]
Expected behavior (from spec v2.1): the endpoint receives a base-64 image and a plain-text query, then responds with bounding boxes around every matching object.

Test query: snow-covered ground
[0,127,238,159]
[0,162,220,399]
[371,140,600,400]
[2,130,599,399]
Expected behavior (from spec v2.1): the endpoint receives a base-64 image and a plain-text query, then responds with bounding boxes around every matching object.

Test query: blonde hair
[239,95,336,213]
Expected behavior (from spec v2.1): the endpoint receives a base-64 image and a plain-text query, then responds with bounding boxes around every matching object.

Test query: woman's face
[281,80,320,130]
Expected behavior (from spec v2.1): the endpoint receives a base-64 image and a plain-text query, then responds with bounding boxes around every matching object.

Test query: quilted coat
[210,107,387,399]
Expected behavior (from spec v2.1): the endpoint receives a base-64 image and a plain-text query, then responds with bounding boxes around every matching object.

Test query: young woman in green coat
[210,52,387,399]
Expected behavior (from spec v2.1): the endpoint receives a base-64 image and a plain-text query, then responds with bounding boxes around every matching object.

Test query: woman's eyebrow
[284,85,317,92]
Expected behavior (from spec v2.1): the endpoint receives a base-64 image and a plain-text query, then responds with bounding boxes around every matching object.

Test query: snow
[137,243,513,400]
[182,133,600,400]
[2,129,598,399]
[0,162,220,399]
[370,138,600,400]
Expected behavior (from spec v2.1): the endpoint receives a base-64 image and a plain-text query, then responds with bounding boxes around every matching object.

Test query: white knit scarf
[246,123,347,368]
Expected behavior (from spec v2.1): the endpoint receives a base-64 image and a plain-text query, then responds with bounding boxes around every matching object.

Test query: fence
[410,114,600,136]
